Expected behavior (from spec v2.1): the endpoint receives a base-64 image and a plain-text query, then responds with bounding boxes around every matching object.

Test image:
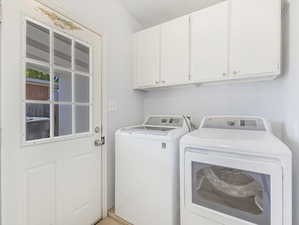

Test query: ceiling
[121,0,225,28]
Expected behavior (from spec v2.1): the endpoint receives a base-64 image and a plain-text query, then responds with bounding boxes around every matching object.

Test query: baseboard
[108,208,133,225]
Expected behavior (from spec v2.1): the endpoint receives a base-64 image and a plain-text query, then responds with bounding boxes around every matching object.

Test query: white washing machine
[115,115,190,225]
[180,116,292,225]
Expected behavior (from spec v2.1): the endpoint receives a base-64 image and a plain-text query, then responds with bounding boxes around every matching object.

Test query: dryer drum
[196,166,264,215]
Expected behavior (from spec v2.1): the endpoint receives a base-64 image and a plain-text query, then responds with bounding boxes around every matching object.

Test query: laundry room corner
[1,0,299,224]
[281,0,299,224]
[140,0,298,224]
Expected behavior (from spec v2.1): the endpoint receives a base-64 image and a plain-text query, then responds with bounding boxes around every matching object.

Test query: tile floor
[97,217,122,225]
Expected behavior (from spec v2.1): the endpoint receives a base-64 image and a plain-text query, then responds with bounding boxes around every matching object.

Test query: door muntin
[24,18,93,143]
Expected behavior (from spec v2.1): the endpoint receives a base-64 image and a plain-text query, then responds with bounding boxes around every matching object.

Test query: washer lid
[116,115,189,138]
[121,126,176,135]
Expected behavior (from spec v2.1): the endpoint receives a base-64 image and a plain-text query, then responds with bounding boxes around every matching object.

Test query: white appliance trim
[184,150,283,225]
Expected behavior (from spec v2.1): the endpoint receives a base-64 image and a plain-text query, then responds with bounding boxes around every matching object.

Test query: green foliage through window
[26,68,50,81]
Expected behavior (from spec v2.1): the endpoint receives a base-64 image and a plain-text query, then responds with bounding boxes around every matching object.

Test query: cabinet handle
[155,81,159,84]
[161,80,166,83]
[222,73,226,76]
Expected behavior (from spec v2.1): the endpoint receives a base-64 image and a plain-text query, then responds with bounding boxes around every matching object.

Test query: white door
[161,16,189,85]
[135,26,160,88]
[184,150,283,225]
[230,0,281,77]
[2,1,103,225]
[190,2,229,82]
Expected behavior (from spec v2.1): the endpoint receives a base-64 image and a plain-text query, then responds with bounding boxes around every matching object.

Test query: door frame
[1,0,109,223]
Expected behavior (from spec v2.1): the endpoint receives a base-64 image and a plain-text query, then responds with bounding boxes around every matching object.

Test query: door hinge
[100,136,105,145]
[95,136,106,147]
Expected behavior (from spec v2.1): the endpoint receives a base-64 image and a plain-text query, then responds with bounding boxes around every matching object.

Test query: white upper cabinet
[134,26,160,88]
[132,0,281,90]
[161,16,190,85]
[230,0,281,77]
[190,1,229,82]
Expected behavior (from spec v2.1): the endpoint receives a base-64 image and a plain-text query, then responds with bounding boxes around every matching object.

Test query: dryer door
[184,149,283,225]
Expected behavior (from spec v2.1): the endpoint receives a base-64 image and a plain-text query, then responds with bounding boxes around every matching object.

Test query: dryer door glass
[192,162,271,225]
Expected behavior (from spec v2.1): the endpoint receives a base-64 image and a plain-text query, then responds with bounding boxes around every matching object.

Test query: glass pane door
[192,162,271,225]
[25,19,92,142]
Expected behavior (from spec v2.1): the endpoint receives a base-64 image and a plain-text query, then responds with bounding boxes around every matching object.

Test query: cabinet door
[230,0,281,77]
[135,26,160,87]
[190,2,229,81]
[161,16,189,85]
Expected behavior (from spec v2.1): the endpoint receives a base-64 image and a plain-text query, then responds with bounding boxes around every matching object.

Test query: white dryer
[115,115,190,225]
[180,116,292,225]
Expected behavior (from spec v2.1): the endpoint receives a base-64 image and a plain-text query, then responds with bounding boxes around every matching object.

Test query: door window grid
[24,19,92,142]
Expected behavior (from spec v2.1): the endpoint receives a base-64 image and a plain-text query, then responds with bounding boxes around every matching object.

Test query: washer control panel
[144,116,183,127]
[201,117,267,131]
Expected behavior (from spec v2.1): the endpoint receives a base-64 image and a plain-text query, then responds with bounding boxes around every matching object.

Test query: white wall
[282,0,299,224]
[143,2,298,224]
[144,80,284,137]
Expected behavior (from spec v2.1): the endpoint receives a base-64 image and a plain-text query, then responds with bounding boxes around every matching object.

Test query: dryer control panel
[144,116,184,127]
[200,116,270,131]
